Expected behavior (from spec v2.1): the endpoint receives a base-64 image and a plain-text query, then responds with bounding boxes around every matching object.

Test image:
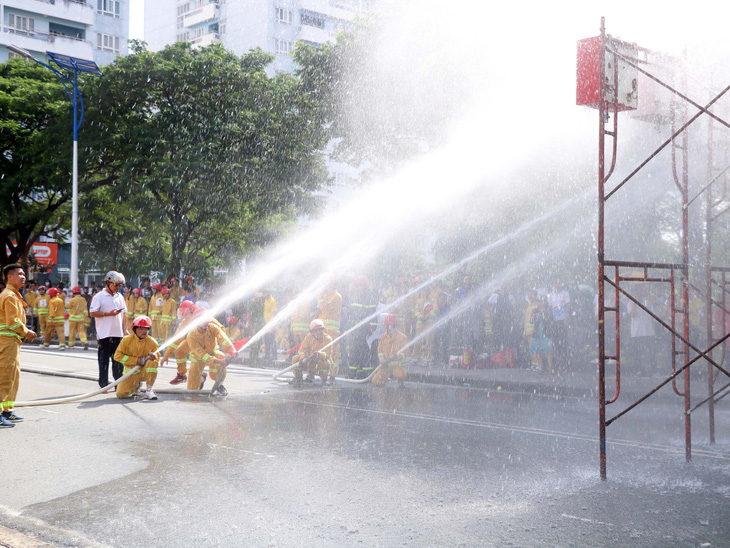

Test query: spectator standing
[548,277,571,367]
[89,271,127,388]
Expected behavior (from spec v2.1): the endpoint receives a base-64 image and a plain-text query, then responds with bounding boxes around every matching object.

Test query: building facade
[145,0,374,74]
[0,0,129,66]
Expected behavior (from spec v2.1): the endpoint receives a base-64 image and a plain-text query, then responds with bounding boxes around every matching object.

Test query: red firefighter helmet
[71,286,81,294]
[179,300,196,312]
[383,313,398,326]
[310,319,325,331]
[152,283,162,291]
[162,281,170,287]
[132,288,142,295]
[351,275,368,287]
[228,316,238,325]
[132,315,152,329]
[423,302,433,316]
[161,288,170,295]
[48,288,59,297]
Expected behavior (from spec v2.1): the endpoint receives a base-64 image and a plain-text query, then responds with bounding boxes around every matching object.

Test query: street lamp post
[7,45,102,288]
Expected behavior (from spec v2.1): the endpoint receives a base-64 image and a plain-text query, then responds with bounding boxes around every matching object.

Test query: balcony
[298,24,330,45]
[1,26,94,60]
[190,32,220,48]
[4,0,95,27]
[183,3,220,28]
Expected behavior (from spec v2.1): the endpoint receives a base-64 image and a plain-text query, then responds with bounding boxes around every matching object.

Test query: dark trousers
[97,336,123,387]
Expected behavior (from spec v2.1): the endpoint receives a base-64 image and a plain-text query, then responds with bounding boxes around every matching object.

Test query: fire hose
[272,354,385,385]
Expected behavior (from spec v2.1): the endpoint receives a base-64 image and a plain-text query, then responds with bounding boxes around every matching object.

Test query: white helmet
[104,271,125,285]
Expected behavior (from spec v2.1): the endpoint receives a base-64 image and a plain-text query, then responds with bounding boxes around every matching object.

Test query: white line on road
[561,513,615,527]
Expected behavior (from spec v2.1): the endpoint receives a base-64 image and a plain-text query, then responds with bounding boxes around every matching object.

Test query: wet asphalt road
[2,348,730,547]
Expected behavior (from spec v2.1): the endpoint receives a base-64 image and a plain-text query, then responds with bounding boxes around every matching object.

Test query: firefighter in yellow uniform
[114,315,160,400]
[44,288,66,350]
[36,286,50,343]
[133,289,149,319]
[161,300,197,385]
[373,314,408,386]
[148,283,163,339]
[67,286,89,350]
[159,288,177,342]
[412,289,437,365]
[290,300,311,347]
[24,284,38,333]
[226,316,242,342]
[317,277,342,379]
[185,309,235,396]
[0,264,37,427]
[169,277,184,302]
[290,319,333,387]
[124,286,137,325]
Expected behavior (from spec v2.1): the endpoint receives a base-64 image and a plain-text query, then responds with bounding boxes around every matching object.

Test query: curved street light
[8,44,102,288]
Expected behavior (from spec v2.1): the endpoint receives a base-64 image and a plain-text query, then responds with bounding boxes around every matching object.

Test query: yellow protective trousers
[324,328,340,377]
[0,337,21,413]
[158,321,172,343]
[411,321,434,362]
[372,364,407,386]
[38,315,49,339]
[292,353,330,381]
[186,350,226,390]
[174,340,190,376]
[43,322,66,348]
[151,318,161,340]
[116,363,159,399]
[68,320,87,347]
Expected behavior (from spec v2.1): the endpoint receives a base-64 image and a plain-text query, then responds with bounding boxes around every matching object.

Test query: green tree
[81,41,328,277]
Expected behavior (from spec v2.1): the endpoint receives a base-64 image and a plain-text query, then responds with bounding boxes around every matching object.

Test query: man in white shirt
[89,271,127,388]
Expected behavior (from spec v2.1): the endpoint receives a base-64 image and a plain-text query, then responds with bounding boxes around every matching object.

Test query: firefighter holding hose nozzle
[114,315,160,400]
[185,308,236,396]
[290,319,334,387]
[372,314,408,387]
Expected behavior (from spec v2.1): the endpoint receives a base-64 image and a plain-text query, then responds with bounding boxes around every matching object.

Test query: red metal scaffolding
[585,17,730,480]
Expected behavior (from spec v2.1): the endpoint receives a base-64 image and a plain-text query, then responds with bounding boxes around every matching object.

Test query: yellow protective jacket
[66,294,89,323]
[298,332,333,363]
[317,289,342,333]
[160,297,177,324]
[264,296,278,324]
[226,326,242,342]
[114,333,160,372]
[171,285,184,301]
[133,297,149,318]
[378,330,409,367]
[185,323,234,366]
[25,291,38,315]
[149,293,164,320]
[36,294,50,316]
[291,303,310,336]
[125,294,136,319]
[0,287,30,341]
[48,296,66,325]
[163,315,194,359]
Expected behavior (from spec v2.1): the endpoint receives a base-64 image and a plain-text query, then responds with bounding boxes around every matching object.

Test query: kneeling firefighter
[185,308,236,396]
[372,313,408,386]
[291,319,334,387]
[114,315,160,400]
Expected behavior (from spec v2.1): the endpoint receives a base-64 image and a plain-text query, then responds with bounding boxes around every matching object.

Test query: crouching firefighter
[290,319,334,387]
[160,300,197,385]
[185,308,236,396]
[372,314,408,387]
[114,315,160,400]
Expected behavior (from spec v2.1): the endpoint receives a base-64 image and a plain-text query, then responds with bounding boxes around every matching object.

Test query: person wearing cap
[89,271,128,389]
[186,276,201,300]
[0,264,37,428]
[226,315,242,342]
[291,319,334,387]
[373,314,408,386]
[67,287,90,350]
[114,315,160,400]
[185,308,235,395]
[149,283,164,339]
[44,287,67,350]
[160,300,197,384]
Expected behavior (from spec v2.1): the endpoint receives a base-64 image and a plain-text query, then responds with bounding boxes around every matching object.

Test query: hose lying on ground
[273,363,384,385]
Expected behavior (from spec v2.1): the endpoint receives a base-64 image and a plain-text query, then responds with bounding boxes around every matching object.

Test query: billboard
[5,242,59,267]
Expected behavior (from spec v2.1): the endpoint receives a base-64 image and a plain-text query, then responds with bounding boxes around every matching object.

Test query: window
[177,31,190,42]
[275,38,293,55]
[97,33,121,53]
[300,10,325,29]
[7,14,35,35]
[177,5,187,29]
[276,7,292,25]
[97,0,121,17]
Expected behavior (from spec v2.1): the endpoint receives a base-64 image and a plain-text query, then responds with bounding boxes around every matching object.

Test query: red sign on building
[5,242,59,267]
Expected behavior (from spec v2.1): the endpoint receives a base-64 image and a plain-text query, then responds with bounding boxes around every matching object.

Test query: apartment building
[145,0,375,73]
[0,0,129,66]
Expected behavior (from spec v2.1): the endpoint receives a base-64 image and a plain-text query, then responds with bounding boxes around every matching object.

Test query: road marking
[561,513,615,527]
[34,407,61,414]
[206,442,276,458]
[272,395,730,461]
